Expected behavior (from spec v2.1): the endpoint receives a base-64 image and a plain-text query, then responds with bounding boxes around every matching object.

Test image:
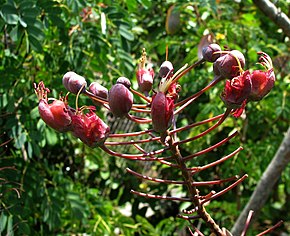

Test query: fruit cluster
[34,45,275,147]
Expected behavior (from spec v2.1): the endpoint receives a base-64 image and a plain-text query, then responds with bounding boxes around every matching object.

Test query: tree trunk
[231,126,290,235]
[253,0,290,37]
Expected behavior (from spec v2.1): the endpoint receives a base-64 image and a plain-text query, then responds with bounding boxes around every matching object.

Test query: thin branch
[130,189,192,202]
[126,168,185,185]
[201,174,248,205]
[241,210,254,236]
[256,220,283,236]
[169,113,224,135]
[182,131,239,161]
[189,147,243,173]
[101,145,171,161]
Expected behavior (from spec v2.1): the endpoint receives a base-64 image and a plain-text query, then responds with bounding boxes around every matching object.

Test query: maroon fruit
[136,68,154,94]
[221,70,252,109]
[202,43,222,62]
[214,50,245,79]
[108,77,133,118]
[151,92,175,133]
[248,52,275,101]
[71,107,110,147]
[89,82,108,106]
[34,81,72,132]
[62,71,87,94]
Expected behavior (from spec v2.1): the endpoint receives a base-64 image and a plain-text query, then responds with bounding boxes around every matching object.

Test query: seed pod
[89,82,108,106]
[159,61,174,78]
[202,43,222,62]
[108,77,133,118]
[136,68,154,94]
[248,52,275,101]
[71,108,110,147]
[62,71,87,94]
[35,82,72,132]
[221,70,252,109]
[248,69,275,101]
[214,50,245,79]
[151,92,174,133]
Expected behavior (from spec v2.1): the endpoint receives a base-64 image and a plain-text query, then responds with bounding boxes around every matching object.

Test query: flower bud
[35,82,72,132]
[89,82,108,106]
[151,92,174,133]
[159,61,174,78]
[71,108,110,147]
[62,71,87,94]
[248,52,275,101]
[108,77,133,118]
[136,68,154,94]
[248,69,275,101]
[214,50,245,79]
[202,43,222,62]
[221,71,252,109]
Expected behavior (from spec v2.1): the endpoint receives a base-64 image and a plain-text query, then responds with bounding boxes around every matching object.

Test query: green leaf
[119,25,134,41]
[6,215,13,236]
[1,4,19,24]
[28,34,43,52]
[0,213,8,233]
[15,132,27,149]
[125,0,137,12]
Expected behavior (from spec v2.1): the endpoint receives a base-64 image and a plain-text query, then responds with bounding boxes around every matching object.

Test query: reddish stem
[126,168,184,184]
[169,113,224,135]
[241,210,254,236]
[130,88,152,103]
[183,131,239,161]
[189,147,243,173]
[105,136,160,146]
[201,174,248,205]
[126,114,152,124]
[256,220,283,236]
[174,78,219,112]
[108,129,154,138]
[176,109,231,146]
[130,189,192,202]
[101,145,170,160]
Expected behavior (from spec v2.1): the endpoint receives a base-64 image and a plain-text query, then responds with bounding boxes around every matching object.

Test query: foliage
[0,0,289,235]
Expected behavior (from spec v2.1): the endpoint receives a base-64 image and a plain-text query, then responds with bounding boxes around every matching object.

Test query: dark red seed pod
[248,69,275,101]
[221,70,252,109]
[35,82,72,132]
[202,43,222,62]
[89,82,108,106]
[71,108,110,147]
[151,92,174,133]
[248,52,275,101]
[214,50,245,79]
[108,77,133,118]
[62,71,87,94]
[136,68,154,94]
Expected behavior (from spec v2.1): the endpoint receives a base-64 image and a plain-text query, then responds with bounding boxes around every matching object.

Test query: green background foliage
[0,0,289,235]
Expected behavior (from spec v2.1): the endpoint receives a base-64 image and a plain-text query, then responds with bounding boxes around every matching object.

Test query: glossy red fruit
[88,82,108,106]
[248,52,275,101]
[35,82,72,132]
[151,92,175,133]
[202,43,222,62]
[71,107,110,147]
[221,70,252,109]
[62,71,87,94]
[136,68,154,94]
[108,77,133,118]
[214,50,245,79]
